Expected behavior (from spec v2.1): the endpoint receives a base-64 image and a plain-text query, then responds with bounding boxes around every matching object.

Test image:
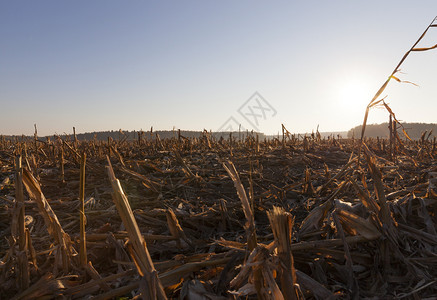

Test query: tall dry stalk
[15,156,29,289]
[222,160,257,250]
[222,160,262,296]
[360,16,437,149]
[22,168,73,274]
[106,157,167,299]
[332,210,359,297]
[33,124,38,152]
[73,127,78,149]
[59,147,65,183]
[267,206,298,300]
[79,153,87,268]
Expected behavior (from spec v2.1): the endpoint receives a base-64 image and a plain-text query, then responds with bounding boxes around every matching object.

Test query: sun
[337,79,372,112]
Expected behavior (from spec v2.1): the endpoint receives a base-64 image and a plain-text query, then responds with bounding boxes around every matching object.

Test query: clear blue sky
[1,1,436,136]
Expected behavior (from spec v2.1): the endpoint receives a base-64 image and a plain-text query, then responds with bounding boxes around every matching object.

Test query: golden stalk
[106,156,167,299]
[60,147,65,183]
[22,168,73,273]
[79,152,87,268]
[360,16,437,153]
[15,155,29,289]
[222,160,257,250]
[267,206,298,300]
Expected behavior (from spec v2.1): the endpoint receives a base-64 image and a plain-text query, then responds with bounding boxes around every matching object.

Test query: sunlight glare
[337,79,372,112]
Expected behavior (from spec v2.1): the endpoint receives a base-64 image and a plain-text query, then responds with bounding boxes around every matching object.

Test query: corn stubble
[0,128,436,299]
[1,17,437,300]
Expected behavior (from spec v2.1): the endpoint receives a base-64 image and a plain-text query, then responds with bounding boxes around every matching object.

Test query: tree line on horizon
[1,129,266,142]
[2,123,436,141]
[73,130,267,141]
[348,122,437,140]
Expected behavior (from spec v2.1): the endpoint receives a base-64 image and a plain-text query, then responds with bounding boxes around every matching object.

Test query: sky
[1,1,437,136]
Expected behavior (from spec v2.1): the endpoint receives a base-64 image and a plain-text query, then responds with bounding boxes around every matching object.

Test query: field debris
[1,133,437,299]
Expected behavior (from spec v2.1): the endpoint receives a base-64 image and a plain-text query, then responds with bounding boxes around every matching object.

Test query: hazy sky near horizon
[1,1,437,136]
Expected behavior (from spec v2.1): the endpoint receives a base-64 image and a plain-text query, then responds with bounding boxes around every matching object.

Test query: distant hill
[347,123,437,140]
[269,132,348,139]
[6,124,435,142]
[319,131,348,138]
[71,130,265,141]
[0,129,350,142]
[0,130,266,142]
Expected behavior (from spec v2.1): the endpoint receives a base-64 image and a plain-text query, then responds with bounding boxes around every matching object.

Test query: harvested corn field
[1,134,437,299]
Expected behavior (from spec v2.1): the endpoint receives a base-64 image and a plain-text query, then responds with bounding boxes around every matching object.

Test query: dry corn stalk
[165,208,193,249]
[298,198,332,236]
[120,166,160,192]
[222,160,262,296]
[106,157,167,299]
[222,160,257,250]
[172,147,196,179]
[22,168,73,274]
[363,144,391,225]
[349,177,380,214]
[335,209,381,240]
[79,153,87,268]
[14,156,29,289]
[85,261,111,292]
[360,16,437,147]
[159,256,231,287]
[11,273,78,300]
[267,206,299,300]
[109,144,126,167]
[332,210,359,297]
